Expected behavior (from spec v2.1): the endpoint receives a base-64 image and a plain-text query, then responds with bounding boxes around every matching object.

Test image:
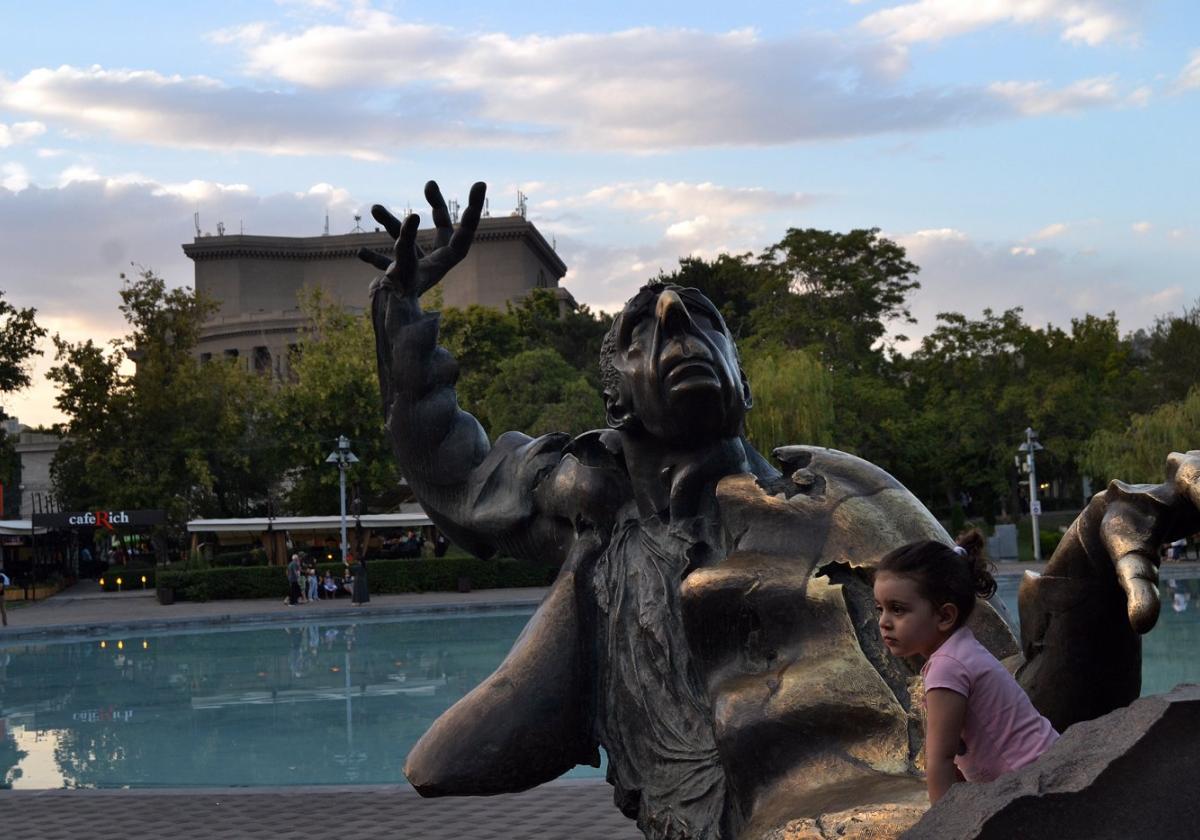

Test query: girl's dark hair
[876,529,997,628]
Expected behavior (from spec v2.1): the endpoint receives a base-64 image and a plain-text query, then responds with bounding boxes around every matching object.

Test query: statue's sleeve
[372,285,572,563]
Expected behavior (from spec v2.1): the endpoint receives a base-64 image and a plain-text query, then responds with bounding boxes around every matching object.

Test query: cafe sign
[32,509,167,530]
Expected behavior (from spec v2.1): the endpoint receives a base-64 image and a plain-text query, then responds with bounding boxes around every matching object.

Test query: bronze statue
[358,181,1200,840]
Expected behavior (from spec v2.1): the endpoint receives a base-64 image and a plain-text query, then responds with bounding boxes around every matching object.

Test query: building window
[253,346,271,374]
[224,348,239,360]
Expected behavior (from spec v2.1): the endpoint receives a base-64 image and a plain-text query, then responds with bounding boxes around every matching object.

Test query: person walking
[285,554,302,606]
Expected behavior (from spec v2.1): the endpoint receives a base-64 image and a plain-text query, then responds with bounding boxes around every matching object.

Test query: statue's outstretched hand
[358,180,486,302]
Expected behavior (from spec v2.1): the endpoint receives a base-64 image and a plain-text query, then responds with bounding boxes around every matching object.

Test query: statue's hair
[599,279,667,405]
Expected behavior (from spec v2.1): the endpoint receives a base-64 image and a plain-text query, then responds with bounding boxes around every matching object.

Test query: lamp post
[325,436,359,563]
[1018,427,1045,562]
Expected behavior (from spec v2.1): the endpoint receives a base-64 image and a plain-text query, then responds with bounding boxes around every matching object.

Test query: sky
[1,0,1197,427]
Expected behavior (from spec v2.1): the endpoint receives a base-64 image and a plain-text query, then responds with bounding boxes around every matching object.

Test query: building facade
[182,216,570,377]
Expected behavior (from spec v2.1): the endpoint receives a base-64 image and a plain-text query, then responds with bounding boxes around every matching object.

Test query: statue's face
[608,286,750,443]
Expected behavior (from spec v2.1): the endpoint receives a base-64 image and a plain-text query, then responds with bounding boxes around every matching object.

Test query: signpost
[1018,428,1045,562]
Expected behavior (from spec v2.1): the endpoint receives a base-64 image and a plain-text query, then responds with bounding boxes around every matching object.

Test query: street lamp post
[325,436,359,562]
[1018,427,1045,562]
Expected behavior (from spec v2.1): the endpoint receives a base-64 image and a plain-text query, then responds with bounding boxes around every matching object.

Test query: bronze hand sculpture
[362,181,1200,840]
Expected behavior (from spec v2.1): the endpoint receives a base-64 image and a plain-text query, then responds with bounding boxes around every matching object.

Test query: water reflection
[0,610,556,788]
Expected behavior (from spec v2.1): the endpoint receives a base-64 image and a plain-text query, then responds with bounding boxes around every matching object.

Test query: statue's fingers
[424,181,453,249]
[371,204,404,240]
[449,181,486,261]
[358,247,392,272]
[396,212,420,258]
[1115,552,1160,634]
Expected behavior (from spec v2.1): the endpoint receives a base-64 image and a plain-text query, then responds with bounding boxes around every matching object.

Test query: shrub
[1040,529,1065,558]
[98,569,156,592]
[156,556,557,602]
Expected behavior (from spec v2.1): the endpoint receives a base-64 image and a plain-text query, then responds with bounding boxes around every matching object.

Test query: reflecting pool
[2,572,1198,789]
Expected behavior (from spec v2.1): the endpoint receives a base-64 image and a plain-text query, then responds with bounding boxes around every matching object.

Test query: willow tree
[1082,387,1200,484]
[741,345,835,456]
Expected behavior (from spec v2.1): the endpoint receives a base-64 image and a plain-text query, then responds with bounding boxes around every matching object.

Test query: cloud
[0,13,1141,158]
[1132,221,1152,234]
[558,181,815,220]
[0,120,46,147]
[1176,49,1200,92]
[989,76,1120,115]
[892,227,1191,354]
[1,162,30,192]
[0,169,372,425]
[0,65,487,159]
[1032,222,1068,240]
[858,0,1131,46]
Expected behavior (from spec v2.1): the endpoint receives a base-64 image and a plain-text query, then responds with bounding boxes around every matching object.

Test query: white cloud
[0,120,46,147]
[563,181,814,220]
[858,0,1130,46]
[1175,49,1200,92]
[1132,221,1152,234]
[1032,222,1068,240]
[989,76,1120,115]
[1,162,30,192]
[0,65,436,159]
[892,227,1193,355]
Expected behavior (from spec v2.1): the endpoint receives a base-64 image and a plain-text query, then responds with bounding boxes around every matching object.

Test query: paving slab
[0,780,642,840]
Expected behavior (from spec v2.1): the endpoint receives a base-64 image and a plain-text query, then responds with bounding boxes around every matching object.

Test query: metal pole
[339,446,348,563]
[1026,427,1041,563]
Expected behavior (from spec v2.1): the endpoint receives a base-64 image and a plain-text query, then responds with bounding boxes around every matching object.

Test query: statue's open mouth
[665,359,719,390]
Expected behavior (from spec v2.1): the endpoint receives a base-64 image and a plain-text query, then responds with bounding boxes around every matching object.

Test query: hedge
[156,556,558,602]
[98,569,157,592]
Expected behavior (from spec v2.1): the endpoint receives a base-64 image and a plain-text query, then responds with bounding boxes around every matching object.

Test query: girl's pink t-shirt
[922,625,1059,782]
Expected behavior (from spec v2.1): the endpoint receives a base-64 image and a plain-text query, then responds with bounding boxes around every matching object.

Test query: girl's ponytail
[956,528,997,600]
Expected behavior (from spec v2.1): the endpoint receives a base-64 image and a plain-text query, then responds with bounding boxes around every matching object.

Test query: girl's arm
[925,687,969,803]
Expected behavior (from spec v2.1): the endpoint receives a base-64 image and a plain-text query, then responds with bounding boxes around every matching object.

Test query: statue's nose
[655,289,693,335]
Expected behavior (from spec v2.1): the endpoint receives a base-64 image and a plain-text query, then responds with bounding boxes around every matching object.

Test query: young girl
[873,530,1059,802]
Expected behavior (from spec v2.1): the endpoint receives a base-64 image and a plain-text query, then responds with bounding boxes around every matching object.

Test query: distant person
[305,562,319,604]
[0,566,9,626]
[874,531,1059,803]
[322,572,338,599]
[285,554,302,606]
[348,552,369,606]
[434,532,449,558]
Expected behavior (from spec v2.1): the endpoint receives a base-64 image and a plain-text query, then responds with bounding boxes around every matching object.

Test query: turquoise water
[2,573,1198,789]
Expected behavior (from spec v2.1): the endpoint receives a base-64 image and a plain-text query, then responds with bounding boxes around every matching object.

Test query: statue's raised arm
[358,181,574,563]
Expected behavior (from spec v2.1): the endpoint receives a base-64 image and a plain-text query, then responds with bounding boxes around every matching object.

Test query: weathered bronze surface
[361,180,1199,840]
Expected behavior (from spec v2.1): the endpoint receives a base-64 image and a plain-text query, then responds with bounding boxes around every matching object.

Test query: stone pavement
[0,581,551,642]
[0,781,642,839]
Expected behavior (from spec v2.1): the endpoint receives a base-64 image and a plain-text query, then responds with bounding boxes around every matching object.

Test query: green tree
[0,290,47,398]
[741,344,835,455]
[759,227,920,369]
[479,348,605,437]
[48,270,277,537]
[270,288,403,515]
[1082,387,1200,484]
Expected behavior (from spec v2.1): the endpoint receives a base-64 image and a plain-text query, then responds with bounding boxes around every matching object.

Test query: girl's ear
[935,602,959,633]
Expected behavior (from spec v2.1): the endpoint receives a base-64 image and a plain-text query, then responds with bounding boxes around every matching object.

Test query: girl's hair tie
[952,545,968,557]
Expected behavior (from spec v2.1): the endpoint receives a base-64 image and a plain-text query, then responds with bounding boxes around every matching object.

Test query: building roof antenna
[193,211,202,238]
[449,199,460,224]
[324,213,330,236]
[351,213,365,233]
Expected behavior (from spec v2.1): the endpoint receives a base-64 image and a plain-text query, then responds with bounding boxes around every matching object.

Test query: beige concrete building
[11,430,65,519]
[182,215,570,377]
